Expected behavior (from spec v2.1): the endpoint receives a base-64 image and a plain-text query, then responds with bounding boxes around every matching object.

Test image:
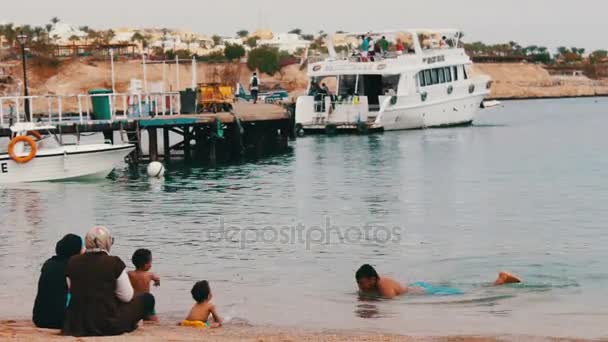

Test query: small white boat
[481,100,501,108]
[0,123,134,184]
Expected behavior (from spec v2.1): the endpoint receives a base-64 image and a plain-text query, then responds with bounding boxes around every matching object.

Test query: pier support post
[209,135,217,166]
[163,128,170,162]
[183,126,191,162]
[230,115,245,161]
[148,128,159,162]
[287,103,296,141]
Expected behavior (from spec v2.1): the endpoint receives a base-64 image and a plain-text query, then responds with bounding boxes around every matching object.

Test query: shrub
[247,46,281,75]
[200,51,227,63]
[224,43,246,61]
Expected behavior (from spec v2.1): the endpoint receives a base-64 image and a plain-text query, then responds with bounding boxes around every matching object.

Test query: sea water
[0,98,606,338]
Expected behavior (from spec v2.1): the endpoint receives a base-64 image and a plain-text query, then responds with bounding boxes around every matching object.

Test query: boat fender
[8,135,37,164]
[356,121,369,135]
[325,124,337,136]
[147,161,166,178]
[295,123,305,137]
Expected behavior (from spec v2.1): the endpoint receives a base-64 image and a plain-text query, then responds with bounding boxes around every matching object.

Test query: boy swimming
[128,249,160,321]
[356,264,522,299]
[182,280,223,328]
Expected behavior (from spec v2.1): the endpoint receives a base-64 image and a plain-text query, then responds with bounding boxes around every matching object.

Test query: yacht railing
[0,92,181,128]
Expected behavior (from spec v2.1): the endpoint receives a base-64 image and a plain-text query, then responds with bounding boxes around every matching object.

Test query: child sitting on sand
[128,249,160,321]
[355,264,522,299]
[181,281,223,328]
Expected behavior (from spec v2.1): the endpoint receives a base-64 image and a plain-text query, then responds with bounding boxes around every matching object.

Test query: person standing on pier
[250,72,260,104]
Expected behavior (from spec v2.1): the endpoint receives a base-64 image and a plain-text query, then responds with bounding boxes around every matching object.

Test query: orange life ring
[29,130,43,141]
[8,136,37,164]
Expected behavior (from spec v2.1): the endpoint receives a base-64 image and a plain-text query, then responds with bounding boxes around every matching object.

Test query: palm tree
[212,35,222,46]
[106,29,116,44]
[50,17,60,26]
[131,31,150,52]
[161,28,169,50]
[69,35,80,45]
[183,34,197,52]
[2,23,17,47]
[33,26,45,43]
[237,30,249,38]
[86,29,98,46]
[45,24,53,44]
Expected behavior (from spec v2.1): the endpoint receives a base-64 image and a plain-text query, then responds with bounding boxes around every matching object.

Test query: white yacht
[295,29,492,133]
[0,123,134,184]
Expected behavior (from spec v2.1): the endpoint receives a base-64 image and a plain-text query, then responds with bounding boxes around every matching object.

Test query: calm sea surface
[1,98,607,338]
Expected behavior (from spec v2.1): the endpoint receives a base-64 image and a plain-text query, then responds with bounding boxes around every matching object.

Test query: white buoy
[147,161,165,178]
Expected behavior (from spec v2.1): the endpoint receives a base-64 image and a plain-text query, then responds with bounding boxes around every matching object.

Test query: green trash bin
[180,88,197,114]
[88,89,113,120]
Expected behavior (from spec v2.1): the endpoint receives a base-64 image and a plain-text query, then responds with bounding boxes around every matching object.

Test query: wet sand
[0,320,595,342]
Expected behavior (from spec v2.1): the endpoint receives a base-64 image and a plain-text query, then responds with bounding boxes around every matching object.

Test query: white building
[50,23,86,44]
[258,33,311,54]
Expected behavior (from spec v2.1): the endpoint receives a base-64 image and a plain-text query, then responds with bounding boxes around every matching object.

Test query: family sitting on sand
[32,227,521,337]
[32,227,222,337]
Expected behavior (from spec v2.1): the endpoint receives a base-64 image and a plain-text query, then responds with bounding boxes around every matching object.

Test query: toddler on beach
[181,280,223,328]
[128,249,160,321]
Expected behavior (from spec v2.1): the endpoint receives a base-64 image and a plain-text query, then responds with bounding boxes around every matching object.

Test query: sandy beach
[0,320,595,342]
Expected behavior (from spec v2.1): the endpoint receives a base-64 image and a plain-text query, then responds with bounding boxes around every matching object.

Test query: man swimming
[355,264,522,299]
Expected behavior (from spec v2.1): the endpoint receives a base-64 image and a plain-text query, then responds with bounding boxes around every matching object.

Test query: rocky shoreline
[1,59,607,101]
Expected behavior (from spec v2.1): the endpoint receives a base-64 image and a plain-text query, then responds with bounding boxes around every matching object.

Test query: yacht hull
[0,144,134,184]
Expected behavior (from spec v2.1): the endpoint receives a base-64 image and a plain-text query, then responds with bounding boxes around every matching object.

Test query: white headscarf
[85,226,113,253]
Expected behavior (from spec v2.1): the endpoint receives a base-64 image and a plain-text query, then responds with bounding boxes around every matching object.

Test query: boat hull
[0,144,134,184]
[379,93,487,131]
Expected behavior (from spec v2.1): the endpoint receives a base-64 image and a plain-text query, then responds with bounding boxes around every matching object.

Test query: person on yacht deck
[396,39,405,55]
[379,36,389,56]
[359,36,369,61]
[368,37,376,61]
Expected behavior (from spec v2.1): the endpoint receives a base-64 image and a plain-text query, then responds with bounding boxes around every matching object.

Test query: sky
[1,0,607,52]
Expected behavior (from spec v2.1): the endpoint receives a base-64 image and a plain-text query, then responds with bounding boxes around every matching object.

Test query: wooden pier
[134,102,295,164]
[0,93,296,165]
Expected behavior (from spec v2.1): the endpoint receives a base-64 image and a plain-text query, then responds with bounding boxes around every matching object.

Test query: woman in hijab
[33,234,83,329]
[62,226,156,337]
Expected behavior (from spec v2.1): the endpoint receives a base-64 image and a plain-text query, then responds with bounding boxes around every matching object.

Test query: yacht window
[338,75,358,97]
[445,67,452,82]
[438,68,446,83]
[418,72,426,87]
[462,65,469,79]
[431,69,439,84]
[382,75,401,94]
[424,70,432,86]
[453,66,459,81]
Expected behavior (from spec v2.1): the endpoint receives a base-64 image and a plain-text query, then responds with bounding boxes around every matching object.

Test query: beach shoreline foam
[0,320,598,342]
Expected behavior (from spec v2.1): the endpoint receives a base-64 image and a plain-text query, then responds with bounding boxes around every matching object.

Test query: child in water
[182,281,223,328]
[356,264,522,299]
[128,249,160,321]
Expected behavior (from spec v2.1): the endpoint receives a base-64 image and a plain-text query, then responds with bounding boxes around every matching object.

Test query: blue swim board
[410,282,463,296]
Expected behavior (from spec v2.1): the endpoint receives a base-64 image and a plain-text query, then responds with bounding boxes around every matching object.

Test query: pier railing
[0,92,181,128]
